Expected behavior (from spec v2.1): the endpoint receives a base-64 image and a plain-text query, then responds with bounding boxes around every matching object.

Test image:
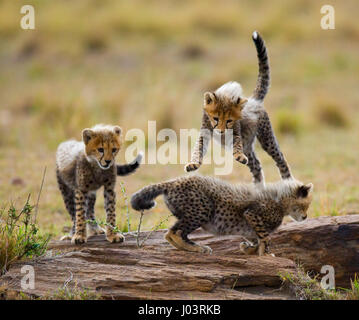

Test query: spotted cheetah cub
[56,124,142,244]
[186,32,293,187]
[131,175,312,255]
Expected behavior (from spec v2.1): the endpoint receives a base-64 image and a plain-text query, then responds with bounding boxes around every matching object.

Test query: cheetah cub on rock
[131,175,312,255]
[56,124,142,244]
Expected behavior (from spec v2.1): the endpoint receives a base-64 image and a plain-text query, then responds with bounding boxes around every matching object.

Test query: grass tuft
[315,101,349,128]
[280,269,359,300]
[45,284,102,300]
[0,196,50,275]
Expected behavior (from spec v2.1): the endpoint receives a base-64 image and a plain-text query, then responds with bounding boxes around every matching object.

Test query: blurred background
[0,0,358,236]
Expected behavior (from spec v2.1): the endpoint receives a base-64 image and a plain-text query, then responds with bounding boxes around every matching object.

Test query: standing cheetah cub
[131,175,312,255]
[56,124,142,244]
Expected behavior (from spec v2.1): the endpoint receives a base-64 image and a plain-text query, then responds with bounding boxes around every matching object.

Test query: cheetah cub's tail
[116,152,143,176]
[131,182,168,211]
[252,31,270,101]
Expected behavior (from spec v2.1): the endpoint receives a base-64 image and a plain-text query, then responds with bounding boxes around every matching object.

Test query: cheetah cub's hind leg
[165,229,212,254]
[57,173,76,241]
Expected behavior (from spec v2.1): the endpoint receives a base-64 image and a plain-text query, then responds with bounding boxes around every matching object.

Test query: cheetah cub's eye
[226,120,233,124]
[98,148,104,153]
[112,148,117,153]
[213,117,219,122]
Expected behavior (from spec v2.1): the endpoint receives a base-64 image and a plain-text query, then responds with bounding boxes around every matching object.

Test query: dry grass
[280,269,359,300]
[0,0,358,238]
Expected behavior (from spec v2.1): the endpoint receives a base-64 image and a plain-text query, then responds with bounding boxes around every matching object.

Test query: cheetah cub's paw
[234,152,248,165]
[184,162,201,172]
[60,234,72,241]
[71,234,87,245]
[198,245,213,254]
[239,241,257,255]
[106,233,125,243]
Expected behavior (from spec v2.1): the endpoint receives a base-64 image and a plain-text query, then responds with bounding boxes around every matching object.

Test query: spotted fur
[56,124,142,244]
[131,175,313,255]
[186,31,292,185]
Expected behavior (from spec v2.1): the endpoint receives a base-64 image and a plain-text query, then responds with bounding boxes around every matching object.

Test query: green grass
[0,197,50,274]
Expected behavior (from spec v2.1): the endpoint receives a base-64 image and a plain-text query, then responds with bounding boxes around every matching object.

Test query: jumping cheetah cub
[56,124,142,244]
[186,32,293,187]
[131,175,312,255]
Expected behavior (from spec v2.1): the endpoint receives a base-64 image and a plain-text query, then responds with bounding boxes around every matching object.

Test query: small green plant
[120,181,132,232]
[136,212,172,248]
[341,274,359,300]
[86,219,122,234]
[0,195,50,275]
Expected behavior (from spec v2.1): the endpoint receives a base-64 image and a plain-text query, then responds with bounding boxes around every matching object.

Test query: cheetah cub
[131,175,313,255]
[186,31,293,186]
[56,124,142,244]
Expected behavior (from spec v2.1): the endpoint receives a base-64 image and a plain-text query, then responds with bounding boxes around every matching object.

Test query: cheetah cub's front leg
[239,238,272,256]
[242,210,274,256]
[71,190,87,244]
[104,184,124,243]
[233,151,248,165]
[233,134,248,165]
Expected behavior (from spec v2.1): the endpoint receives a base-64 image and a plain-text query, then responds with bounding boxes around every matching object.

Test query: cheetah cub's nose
[105,160,111,165]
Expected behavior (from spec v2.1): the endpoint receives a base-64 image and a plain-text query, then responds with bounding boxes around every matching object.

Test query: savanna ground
[0,0,358,240]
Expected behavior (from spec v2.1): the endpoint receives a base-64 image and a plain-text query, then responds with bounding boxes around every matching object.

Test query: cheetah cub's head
[82,124,122,170]
[203,81,248,134]
[287,183,314,222]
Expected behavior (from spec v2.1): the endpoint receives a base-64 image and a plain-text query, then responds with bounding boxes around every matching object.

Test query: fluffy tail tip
[252,31,258,40]
[133,151,143,165]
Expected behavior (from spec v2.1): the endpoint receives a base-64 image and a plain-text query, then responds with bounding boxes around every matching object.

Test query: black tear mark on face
[226,119,233,129]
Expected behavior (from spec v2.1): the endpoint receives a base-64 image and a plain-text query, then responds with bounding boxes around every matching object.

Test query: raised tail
[116,152,143,176]
[131,182,168,211]
[252,31,270,101]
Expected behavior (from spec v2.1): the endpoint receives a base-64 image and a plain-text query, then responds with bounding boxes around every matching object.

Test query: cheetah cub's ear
[82,129,94,144]
[232,97,248,119]
[203,92,216,112]
[113,126,122,136]
[296,183,314,198]
[236,97,248,110]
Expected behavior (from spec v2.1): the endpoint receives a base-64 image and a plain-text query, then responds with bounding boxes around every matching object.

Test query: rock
[1,214,358,299]
[270,214,359,288]
[0,231,296,300]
